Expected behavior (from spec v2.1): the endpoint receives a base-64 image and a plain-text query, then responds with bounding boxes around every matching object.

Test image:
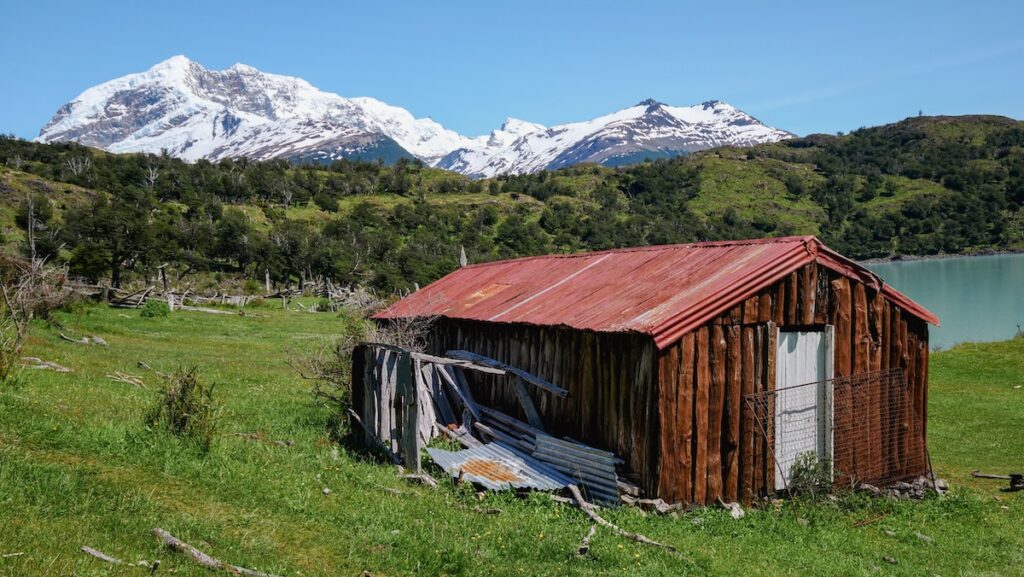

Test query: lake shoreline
[856,247,1024,266]
[863,251,1024,349]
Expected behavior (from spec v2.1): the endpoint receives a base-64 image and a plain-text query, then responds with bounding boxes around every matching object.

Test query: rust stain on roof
[460,458,523,483]
[375,236,939,349]
[463,283,511,308]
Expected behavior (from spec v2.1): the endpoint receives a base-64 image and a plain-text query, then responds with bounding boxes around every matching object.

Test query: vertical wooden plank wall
[656,262,930,505]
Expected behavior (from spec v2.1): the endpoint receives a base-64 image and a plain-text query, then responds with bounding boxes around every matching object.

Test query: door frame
[773,324,836,487]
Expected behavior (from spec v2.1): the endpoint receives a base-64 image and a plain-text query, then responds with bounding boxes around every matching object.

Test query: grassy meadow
[0,303,1022,576]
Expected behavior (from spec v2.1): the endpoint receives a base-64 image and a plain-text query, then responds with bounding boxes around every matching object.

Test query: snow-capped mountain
[36,57,792,175]
[36,55,474,165]
[438,99,793,177]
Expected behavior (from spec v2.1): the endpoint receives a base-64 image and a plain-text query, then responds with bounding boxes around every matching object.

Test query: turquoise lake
[866,253,1024,350]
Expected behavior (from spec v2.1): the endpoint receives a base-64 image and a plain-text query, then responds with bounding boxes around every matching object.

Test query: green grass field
[1,304,1022,576]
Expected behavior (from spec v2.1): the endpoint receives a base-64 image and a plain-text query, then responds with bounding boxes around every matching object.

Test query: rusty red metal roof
[375,236,939,349]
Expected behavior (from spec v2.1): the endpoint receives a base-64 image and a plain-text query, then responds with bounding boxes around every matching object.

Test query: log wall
[428,320,661,495]
[656,262,929,505]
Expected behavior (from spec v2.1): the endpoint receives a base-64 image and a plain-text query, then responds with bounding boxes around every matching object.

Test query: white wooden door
[774,327,834,488]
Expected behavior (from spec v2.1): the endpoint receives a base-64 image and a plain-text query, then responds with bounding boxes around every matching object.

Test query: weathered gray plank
[396,349,419,473]
[513,375,545,430]
[446,349,568,397]
[435,364,481,419]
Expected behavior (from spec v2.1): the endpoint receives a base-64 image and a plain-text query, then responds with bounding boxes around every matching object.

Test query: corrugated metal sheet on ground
[375,236,939,349]
[426,442,573,491]
[532,434,620,506]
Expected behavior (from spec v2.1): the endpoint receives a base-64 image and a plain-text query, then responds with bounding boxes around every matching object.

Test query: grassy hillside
[1,114,1023,293]
[0,305,1021,576]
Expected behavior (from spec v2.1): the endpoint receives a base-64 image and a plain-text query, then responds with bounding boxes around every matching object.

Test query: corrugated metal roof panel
[375,236,939,349]
[532,434,620,506]
[426,442,573,491]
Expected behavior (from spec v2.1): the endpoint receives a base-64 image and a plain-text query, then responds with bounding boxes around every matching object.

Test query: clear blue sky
[2,0,1023,139]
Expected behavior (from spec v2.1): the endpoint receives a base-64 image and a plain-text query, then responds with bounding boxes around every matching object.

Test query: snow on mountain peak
[500,117,544,133]
[36,57,792,175]
[437,99,793,177]
[36,56,476,163]
[227,62,259,73]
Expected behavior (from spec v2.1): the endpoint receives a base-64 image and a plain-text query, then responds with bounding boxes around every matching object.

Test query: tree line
[1,114,1021,293]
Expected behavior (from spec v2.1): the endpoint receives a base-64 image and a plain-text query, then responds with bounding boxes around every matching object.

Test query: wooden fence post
[396,349,420,473]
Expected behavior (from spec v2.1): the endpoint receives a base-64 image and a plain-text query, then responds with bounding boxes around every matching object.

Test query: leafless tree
[6,155,25,170]
[65,156,92,177]
[279,184,293,209]
[145,165,160,188]
[0,257,76,382]
[24,195,36,263]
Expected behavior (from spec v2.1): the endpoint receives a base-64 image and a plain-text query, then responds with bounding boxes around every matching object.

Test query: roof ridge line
[463,236,817,270]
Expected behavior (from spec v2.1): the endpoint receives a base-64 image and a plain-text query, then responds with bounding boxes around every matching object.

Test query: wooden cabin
[374,236,939,505]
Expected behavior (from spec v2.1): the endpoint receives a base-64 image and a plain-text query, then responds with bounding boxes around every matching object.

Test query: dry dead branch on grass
[575,525,597,557]
[232,431,294,448]
[399,473,438,488]
[567,485,686,560]
[81,546,122,564]
[152,528,280,577]
[81,547,160,573]
[60,333,108,346]
[21,356,72,372]
[108,371,146,388]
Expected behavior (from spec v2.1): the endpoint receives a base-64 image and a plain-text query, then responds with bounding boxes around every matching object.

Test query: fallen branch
[632,497,683,515]
[972,470,1012,480]
[551,494,598,508]
[108,371,146,388]
[82,546,122,564]
[61,333,108,346]
[177,305,237,315]
[152,528,281,577]
[232,432,294,448]
[1,552,24,558]
[399,473,438,488]
[567,485,685,560]
[972,470,1024,491]
[20,356,72,373]
[853,514,887,528]
[576,525,597,557]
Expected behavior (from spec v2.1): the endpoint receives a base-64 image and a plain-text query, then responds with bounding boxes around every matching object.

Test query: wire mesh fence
[744,368,927,493]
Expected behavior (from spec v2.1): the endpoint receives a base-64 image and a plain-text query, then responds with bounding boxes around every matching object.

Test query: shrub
[140,299,169,318]
[295,300,434,436]
[145,367,219,453]
[786,451,834,498]
[313,191,340,212]
[0,256,75,382]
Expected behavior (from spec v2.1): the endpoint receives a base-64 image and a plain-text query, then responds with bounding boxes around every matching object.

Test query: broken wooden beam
[445,350,569,397]
[410,351,506,376]
[512,375,545,430]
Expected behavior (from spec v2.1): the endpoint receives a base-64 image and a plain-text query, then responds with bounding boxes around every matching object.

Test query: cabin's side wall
[428,320,661,495]
[656,262,929,505]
